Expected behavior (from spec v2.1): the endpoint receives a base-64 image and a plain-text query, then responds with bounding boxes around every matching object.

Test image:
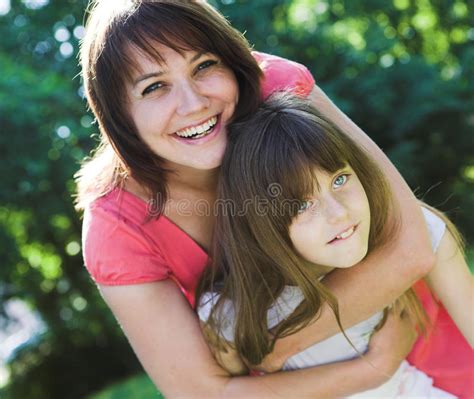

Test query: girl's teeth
[337,227,354,239]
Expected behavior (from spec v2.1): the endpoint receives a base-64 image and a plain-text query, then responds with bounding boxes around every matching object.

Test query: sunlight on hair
[91,0,134,15]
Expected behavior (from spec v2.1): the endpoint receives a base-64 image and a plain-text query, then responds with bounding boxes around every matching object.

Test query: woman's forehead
[125,41,208,77]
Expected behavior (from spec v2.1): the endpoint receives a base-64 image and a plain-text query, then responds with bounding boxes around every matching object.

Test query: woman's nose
[176,81,210,116]
[325,195,349,224]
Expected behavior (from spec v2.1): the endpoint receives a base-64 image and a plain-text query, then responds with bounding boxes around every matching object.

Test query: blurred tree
[0,1,142,398]
[0,0,472,398]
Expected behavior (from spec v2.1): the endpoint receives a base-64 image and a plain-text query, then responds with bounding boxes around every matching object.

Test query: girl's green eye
[142,81,164,96]
[297,200,313,214]
[333,174,349,188]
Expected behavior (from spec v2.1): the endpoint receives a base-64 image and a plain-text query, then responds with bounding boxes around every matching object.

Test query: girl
[197,93,473,397]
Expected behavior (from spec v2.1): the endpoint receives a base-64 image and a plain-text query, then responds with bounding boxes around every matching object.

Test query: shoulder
[252,51,315,98]
[82,189,170,286]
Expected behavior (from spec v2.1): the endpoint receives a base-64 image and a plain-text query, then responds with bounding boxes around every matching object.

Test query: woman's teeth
[175,116,217,139]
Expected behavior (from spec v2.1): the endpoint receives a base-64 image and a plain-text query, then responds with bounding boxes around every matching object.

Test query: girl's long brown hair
[197,92,427,366]
[75,0,262,212]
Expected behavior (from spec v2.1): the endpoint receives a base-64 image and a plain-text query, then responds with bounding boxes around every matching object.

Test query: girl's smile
[327,223,359,244]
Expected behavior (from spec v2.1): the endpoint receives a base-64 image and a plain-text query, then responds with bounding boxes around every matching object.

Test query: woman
[75,1,465,397]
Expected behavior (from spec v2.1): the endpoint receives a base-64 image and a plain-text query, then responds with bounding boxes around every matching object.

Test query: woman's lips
[172,114,223,145]
[175,115,218,137]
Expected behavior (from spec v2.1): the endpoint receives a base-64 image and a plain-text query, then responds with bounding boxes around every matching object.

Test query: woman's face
[127,44,239,171]
[288,165,371,269]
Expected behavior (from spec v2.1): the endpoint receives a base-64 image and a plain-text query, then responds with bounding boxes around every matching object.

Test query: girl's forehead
[312,164,348,178]
[310,163,351,188]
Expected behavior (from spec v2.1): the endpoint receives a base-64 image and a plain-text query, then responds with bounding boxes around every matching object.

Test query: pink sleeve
[252,51,315,99]
[82,205,170,286]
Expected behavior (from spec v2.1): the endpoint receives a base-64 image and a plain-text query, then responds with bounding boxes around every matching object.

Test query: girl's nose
[176,81,210,116]
[325,195,349,224]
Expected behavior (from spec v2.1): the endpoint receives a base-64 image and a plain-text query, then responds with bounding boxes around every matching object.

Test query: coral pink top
[81,52,472,398]
[82,51,315,305]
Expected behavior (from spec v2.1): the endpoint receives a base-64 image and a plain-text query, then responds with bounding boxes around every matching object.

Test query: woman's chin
[195,155,225,170]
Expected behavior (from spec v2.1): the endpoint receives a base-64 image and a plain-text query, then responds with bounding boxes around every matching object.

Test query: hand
[251,350,285,374]
[365,309,418,382]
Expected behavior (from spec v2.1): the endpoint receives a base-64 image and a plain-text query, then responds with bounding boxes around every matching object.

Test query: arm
[200,306,416,379]
[99,279,413,399]
[199,321,248,376]
[425,229,474,347]
[257,84,435,371]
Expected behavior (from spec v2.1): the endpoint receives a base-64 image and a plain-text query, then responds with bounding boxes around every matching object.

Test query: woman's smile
[174,115,218,139]
[171,114,223,145]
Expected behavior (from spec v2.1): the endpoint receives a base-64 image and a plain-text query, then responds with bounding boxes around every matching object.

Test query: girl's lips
[327,223,359,244]
[172,114,223,145]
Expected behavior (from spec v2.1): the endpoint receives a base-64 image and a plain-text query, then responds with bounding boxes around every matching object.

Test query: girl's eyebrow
[332,165,350,174]
[132,52,206,88]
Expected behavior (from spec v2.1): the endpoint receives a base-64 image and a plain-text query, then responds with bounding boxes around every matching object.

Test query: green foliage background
[0,0,472,398]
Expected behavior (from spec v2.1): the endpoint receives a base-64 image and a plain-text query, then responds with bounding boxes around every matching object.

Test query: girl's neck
[313,265,335,280]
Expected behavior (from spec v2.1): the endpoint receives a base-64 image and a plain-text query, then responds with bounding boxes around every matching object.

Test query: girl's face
[127,44,239,171]
[288,165,371,269]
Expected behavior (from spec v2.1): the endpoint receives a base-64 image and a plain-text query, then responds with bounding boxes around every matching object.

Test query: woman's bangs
[119,4,222,81]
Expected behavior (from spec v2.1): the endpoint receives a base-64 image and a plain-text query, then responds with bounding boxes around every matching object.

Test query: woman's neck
[168,164,220,195]
[124,164,219,203]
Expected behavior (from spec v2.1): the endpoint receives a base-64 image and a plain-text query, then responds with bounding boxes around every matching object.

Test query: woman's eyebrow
[189,51,205,63]
[132,52,206,88]
[133,71,165,88]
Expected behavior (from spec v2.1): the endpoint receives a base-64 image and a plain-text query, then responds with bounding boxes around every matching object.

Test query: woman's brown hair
[75,0,263,211]
[197,92,427,366]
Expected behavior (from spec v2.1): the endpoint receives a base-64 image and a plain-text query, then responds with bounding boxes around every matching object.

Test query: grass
[87,374,163,399]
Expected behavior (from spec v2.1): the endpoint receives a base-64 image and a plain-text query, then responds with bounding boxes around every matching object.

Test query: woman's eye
[197,59,218,72]
[142,81,164,96]
[333,174,350,189]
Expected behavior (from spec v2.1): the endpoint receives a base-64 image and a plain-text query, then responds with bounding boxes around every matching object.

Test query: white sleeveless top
[198,208,456,398]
